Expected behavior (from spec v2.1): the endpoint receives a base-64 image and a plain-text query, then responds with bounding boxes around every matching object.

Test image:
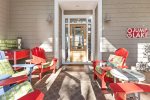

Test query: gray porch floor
[32,65,150,100]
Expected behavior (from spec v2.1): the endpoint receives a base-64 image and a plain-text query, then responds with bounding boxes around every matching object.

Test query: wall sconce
[47,13,53,22]
[104,13,111,22]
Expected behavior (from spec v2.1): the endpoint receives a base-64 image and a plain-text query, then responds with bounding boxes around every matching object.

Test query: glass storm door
[70,24,87,62]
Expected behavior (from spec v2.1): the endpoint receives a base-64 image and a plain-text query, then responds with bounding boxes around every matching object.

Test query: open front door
[70,24,87,62]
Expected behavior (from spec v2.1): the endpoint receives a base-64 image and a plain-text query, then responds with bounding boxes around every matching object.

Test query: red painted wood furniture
[26,47,57,79]
[13,64,36,82]
[0,75,28,95]
[0,75,28,86]
[92,48,129,89]
[4,49,30,64]
[19,89,44,100]
[110,83,150,100]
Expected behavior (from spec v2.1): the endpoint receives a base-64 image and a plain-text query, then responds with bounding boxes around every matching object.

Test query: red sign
[127,28,148,38]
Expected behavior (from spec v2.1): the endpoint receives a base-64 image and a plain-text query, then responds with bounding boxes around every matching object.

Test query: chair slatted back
[114,48,128,66]
[31,47,46,64]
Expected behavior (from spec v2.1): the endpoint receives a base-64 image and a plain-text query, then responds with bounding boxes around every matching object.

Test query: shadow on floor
[44,71,85,100]
[33,66,112,100]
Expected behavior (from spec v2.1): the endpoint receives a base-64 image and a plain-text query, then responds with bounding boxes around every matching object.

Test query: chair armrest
[41,62,51,68]
[25,59,42,65]
[0,75,28,86]
[18,89,44,100]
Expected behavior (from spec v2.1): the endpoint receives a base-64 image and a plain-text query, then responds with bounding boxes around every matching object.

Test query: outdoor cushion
[105,62,115,67]
[0,59,14,76]
[0,59,28,77]
[33,64,50,70]
[0,81,34,100]
[42,62,51,68]
[0,47,9,50]
[107,54,124,67]
[33,65,39,70]
[42,59,56,68]
[0,40,5,44]
[95,65,113,78]
[12,70,28,77]
[95,65,102,74]
[6,44,17,48]
[0,39,17,50]
[33,61,53,70]
[0,44,7,47]
[5,40,17,44]
[95,54,124,78]
[95,54,124,74]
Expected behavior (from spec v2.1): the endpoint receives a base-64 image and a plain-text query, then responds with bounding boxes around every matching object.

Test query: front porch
[1,0,150,99]
[32,65,150,100]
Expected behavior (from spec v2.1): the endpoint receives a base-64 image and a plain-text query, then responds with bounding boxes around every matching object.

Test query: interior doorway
[62,16,93,64]
[70,24,87,62]
[54,0,102,66]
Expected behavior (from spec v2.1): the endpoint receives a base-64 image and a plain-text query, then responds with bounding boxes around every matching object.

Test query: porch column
[97,0,103,60]
[54,0,60,67]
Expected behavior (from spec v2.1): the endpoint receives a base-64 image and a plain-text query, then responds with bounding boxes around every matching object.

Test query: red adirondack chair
[0,75,44,100]
[26,47,57,79]
[92,48,129,89]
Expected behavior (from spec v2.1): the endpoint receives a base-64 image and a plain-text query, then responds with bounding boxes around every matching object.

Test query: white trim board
[62,15,94,64]
[54,0,102,66]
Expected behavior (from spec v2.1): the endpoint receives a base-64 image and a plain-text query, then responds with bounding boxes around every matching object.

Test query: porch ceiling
[59,0,98,10]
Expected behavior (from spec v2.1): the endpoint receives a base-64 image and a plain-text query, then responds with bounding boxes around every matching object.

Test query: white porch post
[97,0,103,60]
[91,10,95,61]
[62,10,65,64]
[54,0,60,67]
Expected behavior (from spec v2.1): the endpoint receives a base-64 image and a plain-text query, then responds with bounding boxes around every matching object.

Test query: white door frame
[54,0,102,66]
[62,15,94,64]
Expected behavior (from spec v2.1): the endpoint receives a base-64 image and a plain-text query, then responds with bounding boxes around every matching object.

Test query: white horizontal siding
[0,0,10,39]
[103,0,150,67]
[9,0,54,59]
